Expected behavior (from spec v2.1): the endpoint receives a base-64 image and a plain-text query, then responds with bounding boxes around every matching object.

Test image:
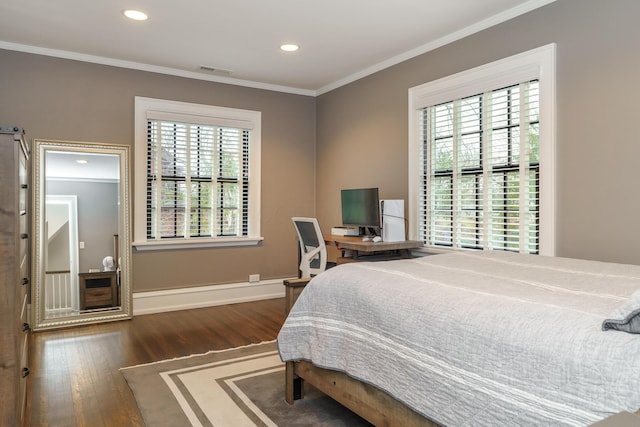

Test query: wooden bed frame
[282,278,640,427]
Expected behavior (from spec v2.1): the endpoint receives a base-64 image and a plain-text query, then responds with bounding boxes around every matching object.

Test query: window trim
[133,96,262,251]
[408,44,556,256]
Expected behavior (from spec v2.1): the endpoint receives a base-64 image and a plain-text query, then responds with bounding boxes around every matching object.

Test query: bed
[277,250,640,426]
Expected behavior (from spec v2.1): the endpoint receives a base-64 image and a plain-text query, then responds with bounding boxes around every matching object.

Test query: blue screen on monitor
[341,187,380,228]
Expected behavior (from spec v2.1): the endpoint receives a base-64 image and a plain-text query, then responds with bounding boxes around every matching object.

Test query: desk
[325,235,423,263]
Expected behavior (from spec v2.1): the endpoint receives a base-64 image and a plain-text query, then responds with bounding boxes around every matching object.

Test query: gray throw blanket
[603,289,640,333]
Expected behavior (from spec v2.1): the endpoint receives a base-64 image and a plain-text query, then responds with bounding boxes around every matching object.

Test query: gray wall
[47,180,118,273]
[316,0,640,265]
[0,50,316,292]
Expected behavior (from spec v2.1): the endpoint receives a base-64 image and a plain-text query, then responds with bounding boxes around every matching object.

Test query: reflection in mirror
[32,140,131,330]
[44,195,79,316]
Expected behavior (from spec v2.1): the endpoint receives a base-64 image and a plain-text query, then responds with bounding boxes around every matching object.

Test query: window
[421,81,540,253]
[408,44,556,256]
[134,97,262,250]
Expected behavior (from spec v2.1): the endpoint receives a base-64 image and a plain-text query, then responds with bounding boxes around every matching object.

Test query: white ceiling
[46,151,120,181]
[0,0,555,95]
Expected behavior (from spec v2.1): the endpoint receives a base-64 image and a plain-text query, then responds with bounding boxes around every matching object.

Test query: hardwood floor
[26,298,287,427]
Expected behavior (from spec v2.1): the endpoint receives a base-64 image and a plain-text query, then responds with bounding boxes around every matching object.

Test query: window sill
[132,236,264,251]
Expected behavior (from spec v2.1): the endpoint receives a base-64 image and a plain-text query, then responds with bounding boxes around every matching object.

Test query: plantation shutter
[146,112,250,240]
[419,80,540,253]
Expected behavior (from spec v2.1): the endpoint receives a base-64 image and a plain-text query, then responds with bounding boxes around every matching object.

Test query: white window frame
[408,44,556,256]
[133,97,262,251]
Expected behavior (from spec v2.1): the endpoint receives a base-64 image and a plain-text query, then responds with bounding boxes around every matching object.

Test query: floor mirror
[31,139,132,330]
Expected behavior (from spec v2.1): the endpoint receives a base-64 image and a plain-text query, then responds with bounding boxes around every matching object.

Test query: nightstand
[283,278,310,316]
[79,271,118,310]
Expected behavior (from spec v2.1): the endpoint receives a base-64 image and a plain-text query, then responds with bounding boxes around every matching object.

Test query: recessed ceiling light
[123,9,148,21]
[280,44,299,52]
[76,159,88,164]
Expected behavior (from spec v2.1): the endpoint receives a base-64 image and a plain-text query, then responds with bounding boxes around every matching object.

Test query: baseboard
[132,277,294,315]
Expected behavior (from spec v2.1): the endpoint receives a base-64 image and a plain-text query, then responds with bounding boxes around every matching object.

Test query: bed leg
[285,361,304,404]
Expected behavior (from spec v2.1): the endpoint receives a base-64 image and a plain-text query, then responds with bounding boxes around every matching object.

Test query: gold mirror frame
[31,139,132,330]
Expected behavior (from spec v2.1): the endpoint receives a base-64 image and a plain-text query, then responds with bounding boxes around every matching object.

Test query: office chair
[292,217,328,277]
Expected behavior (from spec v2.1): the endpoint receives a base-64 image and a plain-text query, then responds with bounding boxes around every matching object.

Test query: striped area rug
[120,340,371,426]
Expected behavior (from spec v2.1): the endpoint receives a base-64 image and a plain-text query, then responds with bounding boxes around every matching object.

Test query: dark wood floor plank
[26,298,286,427]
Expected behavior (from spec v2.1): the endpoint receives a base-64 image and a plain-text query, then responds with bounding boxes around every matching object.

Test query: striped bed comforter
[277,251,640,426]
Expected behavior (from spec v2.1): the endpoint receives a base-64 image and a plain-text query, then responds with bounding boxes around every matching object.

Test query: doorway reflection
[44,195,79,317]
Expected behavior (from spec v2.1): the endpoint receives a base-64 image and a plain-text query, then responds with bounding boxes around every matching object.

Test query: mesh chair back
[296,221,320,249]
[292,217,327,277]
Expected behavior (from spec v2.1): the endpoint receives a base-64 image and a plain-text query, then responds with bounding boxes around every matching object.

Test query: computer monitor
[341,187,380,234]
